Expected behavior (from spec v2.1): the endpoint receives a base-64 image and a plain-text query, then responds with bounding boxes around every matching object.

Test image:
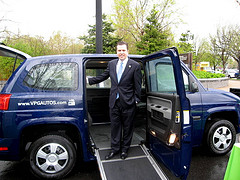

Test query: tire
[206,119,236,155]
[29,135,77,179]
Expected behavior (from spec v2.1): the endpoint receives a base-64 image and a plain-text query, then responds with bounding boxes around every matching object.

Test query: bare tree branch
[235,0,240,6]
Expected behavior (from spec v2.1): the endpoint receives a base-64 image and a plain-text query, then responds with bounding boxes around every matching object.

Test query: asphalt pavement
[1,136,239,180]
[0,142,236,180]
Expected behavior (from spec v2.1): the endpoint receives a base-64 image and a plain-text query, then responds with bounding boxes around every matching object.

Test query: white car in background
[224,69,239,78]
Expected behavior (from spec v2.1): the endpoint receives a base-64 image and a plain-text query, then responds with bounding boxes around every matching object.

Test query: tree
[226,25,240,71]
[0,32,83,80]
[48,31,83,55]
[0,33,49,80]
[111,0,148,52]
[79,14,122,54]
[111,0,180,53]
[0,18,7,41]
[235,0,240,6]
[208,37,222,71]
[177,30,194,54]
[210,26,231,71]
[192,38,208,70]
[0,0,9,41]
[3,32,50,57]
[136,7,173,54]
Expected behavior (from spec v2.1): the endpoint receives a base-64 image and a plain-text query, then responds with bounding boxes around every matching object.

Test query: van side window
[86,69,111,88]
[23,62,78,91]
[146,56,177,93]
[182,70,190,91]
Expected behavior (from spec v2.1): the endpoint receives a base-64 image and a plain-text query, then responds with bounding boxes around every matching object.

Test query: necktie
[116,61,123,99]
[117,61,123,82]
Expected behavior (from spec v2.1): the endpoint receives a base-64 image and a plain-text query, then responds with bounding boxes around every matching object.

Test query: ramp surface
[96,145,167,180]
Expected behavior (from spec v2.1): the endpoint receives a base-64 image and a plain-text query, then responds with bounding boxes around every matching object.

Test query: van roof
[0,44,31,60]
[26,53,144,61]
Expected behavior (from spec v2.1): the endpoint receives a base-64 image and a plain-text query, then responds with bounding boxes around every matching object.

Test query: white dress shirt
[116,58,128,75]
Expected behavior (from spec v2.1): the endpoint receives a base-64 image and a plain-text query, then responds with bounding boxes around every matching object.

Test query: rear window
[23,62,78,91]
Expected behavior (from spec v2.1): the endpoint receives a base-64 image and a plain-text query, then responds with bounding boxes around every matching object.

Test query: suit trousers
[110,99,136,153]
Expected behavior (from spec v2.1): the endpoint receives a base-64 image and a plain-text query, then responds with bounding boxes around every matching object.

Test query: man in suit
[88,41,142,160]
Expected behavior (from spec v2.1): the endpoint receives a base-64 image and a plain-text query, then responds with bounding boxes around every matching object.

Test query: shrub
[192,70,225,79]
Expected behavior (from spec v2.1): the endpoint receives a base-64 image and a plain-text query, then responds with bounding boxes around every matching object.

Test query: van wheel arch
[21,124,83,157]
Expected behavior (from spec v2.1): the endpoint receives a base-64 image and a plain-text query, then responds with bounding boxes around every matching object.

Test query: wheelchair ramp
[95,145,168,180]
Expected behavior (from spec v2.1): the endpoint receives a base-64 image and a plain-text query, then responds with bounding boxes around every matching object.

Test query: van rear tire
[206,119,236,155]
[29,135,76,179]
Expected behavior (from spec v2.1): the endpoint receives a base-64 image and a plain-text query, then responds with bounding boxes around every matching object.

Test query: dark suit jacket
[89,58,142,108]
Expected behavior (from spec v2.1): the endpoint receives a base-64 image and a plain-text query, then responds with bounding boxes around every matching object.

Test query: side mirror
[191,82,199,93]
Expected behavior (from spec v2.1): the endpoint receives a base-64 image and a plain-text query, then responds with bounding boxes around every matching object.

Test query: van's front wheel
[206,119,236,155]
[29,135,76,179]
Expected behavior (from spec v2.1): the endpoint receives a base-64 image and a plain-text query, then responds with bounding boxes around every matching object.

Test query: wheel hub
[48,154,58,163]
[219,135,226,142]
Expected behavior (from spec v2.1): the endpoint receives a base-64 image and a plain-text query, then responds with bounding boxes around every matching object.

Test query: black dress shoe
[120,152,128,160]
[105,152,116,160]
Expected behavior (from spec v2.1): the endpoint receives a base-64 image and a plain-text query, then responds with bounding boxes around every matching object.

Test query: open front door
[143,47,192,179]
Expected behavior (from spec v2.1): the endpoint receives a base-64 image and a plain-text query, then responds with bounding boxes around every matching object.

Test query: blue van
[0,44,239,179]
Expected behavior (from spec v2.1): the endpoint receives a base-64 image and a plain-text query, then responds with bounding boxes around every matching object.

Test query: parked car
[224,69,239,78]
[235,72,240,79]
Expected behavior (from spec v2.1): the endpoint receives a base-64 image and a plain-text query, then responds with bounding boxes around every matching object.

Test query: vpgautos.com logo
[18,99,75,106]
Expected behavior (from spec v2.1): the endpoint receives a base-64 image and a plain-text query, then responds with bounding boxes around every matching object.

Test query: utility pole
[96,0,103,53]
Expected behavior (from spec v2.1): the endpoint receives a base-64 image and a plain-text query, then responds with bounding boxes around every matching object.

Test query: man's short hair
[117,41,128,50]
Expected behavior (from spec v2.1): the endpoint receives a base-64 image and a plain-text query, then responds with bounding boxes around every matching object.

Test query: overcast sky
[1,0,240,40]
[180,0,240,39]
